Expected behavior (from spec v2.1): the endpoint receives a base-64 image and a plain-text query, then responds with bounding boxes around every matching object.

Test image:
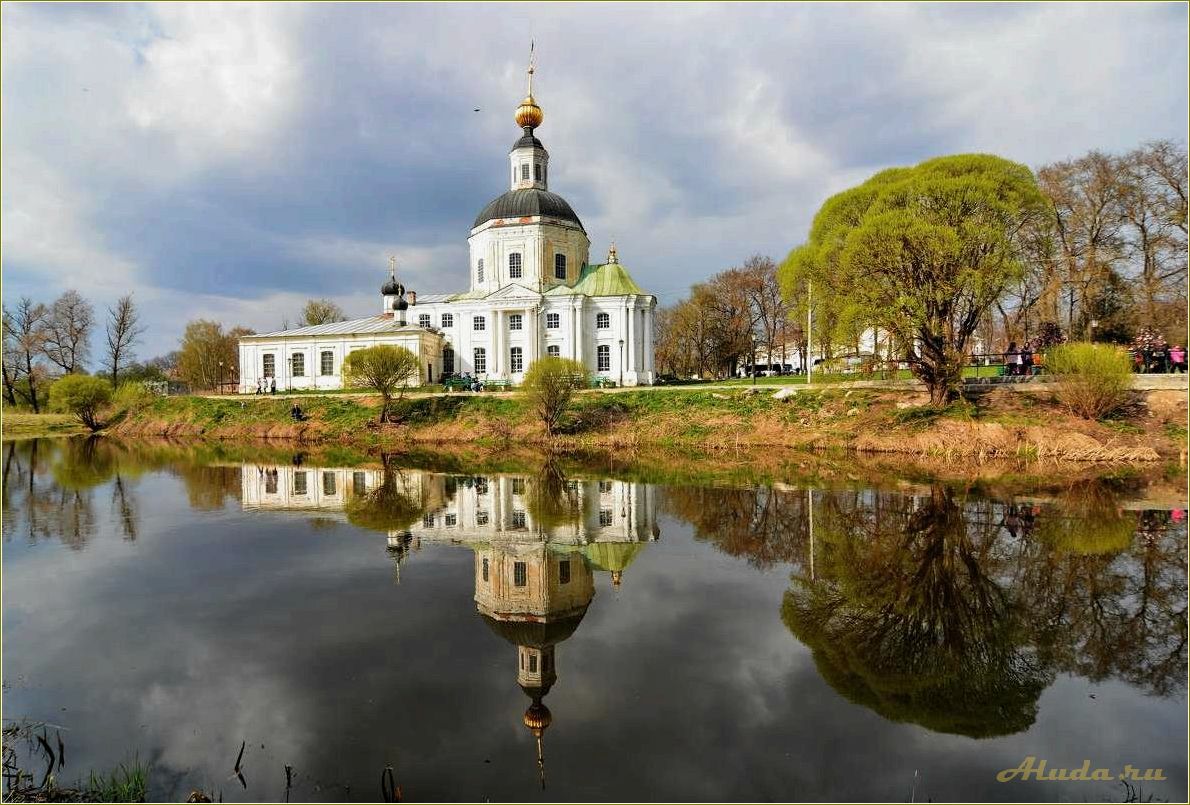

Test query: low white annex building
[238,59,657,392]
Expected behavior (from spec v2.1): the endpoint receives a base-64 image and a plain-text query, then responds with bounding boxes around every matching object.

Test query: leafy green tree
[522,356,586,435]
[342,344,420,422]
[781,154,1047,404]
[49,373,113,431]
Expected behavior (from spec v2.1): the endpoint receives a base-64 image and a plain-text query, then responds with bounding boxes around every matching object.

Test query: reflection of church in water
[242,463,659,785]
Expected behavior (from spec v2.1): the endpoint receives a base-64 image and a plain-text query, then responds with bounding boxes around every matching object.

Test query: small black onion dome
[392,297,409,312]
[381,278,405,296]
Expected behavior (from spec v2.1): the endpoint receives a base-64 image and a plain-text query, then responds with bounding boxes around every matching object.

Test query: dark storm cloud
[1,2,1185,348]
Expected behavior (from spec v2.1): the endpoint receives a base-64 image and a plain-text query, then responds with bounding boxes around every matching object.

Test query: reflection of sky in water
[1,440,1186,802]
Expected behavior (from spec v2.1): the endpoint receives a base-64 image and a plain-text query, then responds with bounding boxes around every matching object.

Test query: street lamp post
[218,360,224,394]
[618,339,625,387]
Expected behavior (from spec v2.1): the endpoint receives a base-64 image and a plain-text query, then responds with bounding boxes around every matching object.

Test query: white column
[627,301,636,373]
[493,310,502,377]
[574,302,584,365]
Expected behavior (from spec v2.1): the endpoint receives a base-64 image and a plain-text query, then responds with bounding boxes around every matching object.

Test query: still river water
[2,437,1186,802]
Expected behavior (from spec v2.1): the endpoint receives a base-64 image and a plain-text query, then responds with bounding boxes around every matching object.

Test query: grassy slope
[110,386,1186,465]
[1,411,89,438]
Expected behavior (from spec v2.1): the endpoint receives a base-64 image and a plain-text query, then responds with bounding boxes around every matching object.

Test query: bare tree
[3,298,49,411]
[42,290,96,374]
[299,298,347,327]
[104,294,144,388]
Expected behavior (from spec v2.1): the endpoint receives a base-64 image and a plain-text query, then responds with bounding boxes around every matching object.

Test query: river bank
[99,384,1187,466]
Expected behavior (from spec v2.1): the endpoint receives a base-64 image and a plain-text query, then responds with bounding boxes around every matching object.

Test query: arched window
[597,344,611,371]
[509,253,522,279]
[554,254,566,280]
[510,346,523,373]
[443,346,455,375]
[473,347,486,373]
[477,259,484,283]
[596,312,610,329]
[547,345,560,357]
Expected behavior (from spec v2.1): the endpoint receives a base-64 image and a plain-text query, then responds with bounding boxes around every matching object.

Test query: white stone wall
[238,329,442,393]
[466,219,590,295]
[408,294,655,385]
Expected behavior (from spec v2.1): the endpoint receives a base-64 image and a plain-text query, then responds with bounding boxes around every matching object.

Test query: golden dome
[515,94,543,129]
[523,701,552,734]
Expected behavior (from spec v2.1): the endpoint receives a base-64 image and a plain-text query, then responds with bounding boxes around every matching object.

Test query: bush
[522,356,587,435]
[49,374,113,431]
[1047,343,1132,420]
[342,345,420,422]
[113,381,158,415]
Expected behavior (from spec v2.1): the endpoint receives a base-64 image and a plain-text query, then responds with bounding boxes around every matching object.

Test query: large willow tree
[781,154,1046,404]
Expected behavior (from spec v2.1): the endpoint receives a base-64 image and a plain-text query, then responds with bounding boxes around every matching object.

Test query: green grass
[1163,421,1188,441]
[891,400,976,427]
[1,411,88,437]
[87,759,149,802]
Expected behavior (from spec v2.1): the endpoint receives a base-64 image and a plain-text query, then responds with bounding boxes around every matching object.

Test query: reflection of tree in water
[664,479,1187,735]
[782,487,1050,738]
[525,457,583,533]
[3,439,102,549]
[343,455,428,534]
[663,485,809,568]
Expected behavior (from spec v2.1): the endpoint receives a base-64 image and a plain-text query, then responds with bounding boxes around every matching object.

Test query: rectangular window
[512,478,525,495]
[474,316,486,331]
[423,514,435,527]
[322,472,336,496]
[528,654,538,673]
[510,347,523,373]
[443,347,454,375]
[293,471,307,496]
[476,478,489,495]
[320,350,334,376]
[512,510,526,529]
[559,560,571,585]
[596,312,610,329]
[441,313,453,328]
[445,513,457,527]
[521,164,530,181]
[262,354,275,378]
[554,254,566,280]
[546,313,560,329]
[509,253,522,279]
[292,353,305,377]
[477,259,484,283]
[476,510,489,526]
[482,557,489,582]
[547,345,560,357]
[514,561,527,587]
[473,348,486,373]
[600,508,613,526]
[597,345,611,371]
[509,314,522,331]
[419,314,431,328]
[353,471,367,496]
[534,163,542,181]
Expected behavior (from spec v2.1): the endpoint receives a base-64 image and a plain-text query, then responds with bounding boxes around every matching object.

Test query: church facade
[238,62,657,392]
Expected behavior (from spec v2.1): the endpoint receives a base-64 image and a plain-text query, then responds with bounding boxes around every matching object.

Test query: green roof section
[581,541,646,573]
[569,262,647,297]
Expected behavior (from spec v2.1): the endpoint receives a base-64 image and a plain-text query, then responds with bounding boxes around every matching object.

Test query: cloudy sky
[2,2,1186,358]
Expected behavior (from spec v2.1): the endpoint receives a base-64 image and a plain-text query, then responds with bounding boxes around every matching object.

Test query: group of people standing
[1003,343,1040,376]
[255,378,278,395]
[1133,344,1187,374]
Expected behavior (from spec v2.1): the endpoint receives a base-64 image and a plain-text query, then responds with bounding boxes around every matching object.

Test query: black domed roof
[512,129,545,151]
[480,608,588,649]
[381,278,404,296]
[473,189,584,231]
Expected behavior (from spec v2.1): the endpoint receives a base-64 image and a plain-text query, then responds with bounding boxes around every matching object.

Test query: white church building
[238,61,657,392]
